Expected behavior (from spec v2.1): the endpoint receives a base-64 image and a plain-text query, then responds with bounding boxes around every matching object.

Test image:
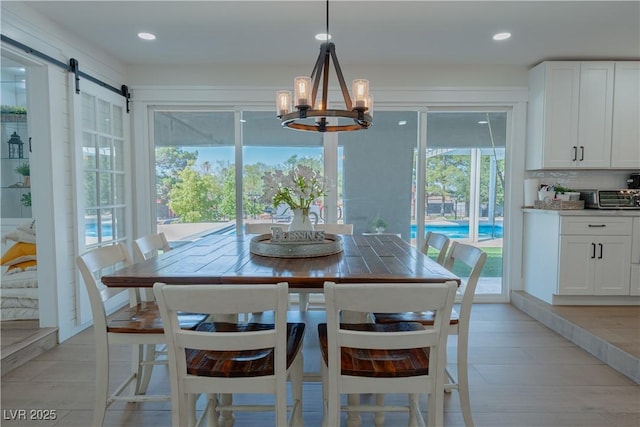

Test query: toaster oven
[580,189,640,209]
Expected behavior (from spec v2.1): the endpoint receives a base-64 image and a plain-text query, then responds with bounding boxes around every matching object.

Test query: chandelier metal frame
[277,1,372,132]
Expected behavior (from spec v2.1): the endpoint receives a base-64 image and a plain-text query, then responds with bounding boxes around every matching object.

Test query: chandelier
[276,0,372,132]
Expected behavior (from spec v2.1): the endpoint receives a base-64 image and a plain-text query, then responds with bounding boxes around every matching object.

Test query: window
[241,111,323,227]
[153,110,236,240]
[79,92,128,248]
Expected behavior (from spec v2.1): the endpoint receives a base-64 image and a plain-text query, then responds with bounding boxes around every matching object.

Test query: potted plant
[371,216,388,233]
[15,163,30,187]
[553,184,580,201]
[20,192,31,207]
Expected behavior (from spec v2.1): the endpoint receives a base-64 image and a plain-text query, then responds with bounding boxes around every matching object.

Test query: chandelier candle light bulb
[277,91,292,116]
[294,76,312,107]
[352,79,369,108]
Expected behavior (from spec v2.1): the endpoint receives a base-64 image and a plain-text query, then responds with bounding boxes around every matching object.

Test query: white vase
[288,208,316,231]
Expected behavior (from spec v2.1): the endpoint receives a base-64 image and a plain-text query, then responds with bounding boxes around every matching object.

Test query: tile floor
[1,304,639,427]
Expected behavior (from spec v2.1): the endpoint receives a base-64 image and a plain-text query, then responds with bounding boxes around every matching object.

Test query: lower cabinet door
[594,236,632,295]
[558,236,596,294]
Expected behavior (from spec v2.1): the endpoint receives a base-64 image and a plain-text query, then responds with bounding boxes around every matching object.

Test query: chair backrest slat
[133,232,171,262]
[422,231,450,265]
[443,241,487,327]
[314,223,354,235]
[245,223,279,234]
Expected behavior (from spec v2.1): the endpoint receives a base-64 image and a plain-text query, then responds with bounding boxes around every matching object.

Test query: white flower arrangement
[262,165,327,212]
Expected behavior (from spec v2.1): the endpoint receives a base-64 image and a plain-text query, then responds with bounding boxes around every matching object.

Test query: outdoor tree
[425,153,468,216]
[155,147,198,209]
[168,166,221,222]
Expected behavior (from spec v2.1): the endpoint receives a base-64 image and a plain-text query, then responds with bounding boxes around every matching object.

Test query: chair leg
[290,353,305,427]
[93,348,109,427]
[321,359,328,427]
[457,335,474,427]
[217,394,235,427]
[346,394,361,427]
[408,393,422,427]
[374,394,385,427]
[136,344,156,394]
[205,393,218,427]
[298,293,309,312]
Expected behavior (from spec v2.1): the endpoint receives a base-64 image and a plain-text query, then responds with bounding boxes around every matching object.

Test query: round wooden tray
[250,233,343,258]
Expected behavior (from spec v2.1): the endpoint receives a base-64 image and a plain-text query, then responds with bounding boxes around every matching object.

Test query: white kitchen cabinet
[523,210,637,304]
[576,62,614,168]
[558,235,631,295]
[631,217,640,296]
[526,61,615,170]
[611,61,640,169]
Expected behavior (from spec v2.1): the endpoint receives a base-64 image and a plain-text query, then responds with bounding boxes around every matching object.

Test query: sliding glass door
[424,111,506,295]
[149,107,508,297]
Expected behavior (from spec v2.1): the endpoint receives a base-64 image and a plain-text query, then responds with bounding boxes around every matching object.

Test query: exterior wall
[1,2,128,341]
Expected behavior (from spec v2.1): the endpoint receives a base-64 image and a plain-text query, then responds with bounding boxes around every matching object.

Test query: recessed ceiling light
[138,32,156,41]
[315,33,332,41]
[478,120,489,124]
[492,32,511,41]
[398,120,407,126]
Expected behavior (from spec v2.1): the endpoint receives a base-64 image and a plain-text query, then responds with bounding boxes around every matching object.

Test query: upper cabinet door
[576,62,614,168]
[526,61,621,170]
[526,61,580,170]
[611,61,640,169]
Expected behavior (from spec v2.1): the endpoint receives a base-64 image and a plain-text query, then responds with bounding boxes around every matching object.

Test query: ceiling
[16,1,640,68]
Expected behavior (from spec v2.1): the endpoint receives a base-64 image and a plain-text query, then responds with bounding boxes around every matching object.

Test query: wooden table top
[101,233,459,289]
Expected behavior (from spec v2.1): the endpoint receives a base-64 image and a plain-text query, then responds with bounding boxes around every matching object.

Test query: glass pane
[84,208,98,246]
[425,111,506,295]
[338,111,419,237]
[99,208,114,242]
[98,136,112,170]
[98,172,112,205]
[112,105,123,137]
[81,93,96,131]
[113,138,124,171]
[97,99,110,134]
[242,111,323,228]
[82,132,97,169]
[153,111,236,240]
[114,173,125,204]
[83,171,97,207]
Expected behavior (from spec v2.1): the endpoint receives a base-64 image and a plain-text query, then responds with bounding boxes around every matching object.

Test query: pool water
[86,222,113,238]
[411,223,503,239]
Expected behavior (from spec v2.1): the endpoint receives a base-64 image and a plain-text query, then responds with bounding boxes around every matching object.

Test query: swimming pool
[86,222,113,238]
[411,222,503,239]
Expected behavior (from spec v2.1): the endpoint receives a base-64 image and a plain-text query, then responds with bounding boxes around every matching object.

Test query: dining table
[101,232,460,289]
[101,231,460,427]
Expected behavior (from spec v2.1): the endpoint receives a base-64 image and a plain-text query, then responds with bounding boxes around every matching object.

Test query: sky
[187,146,324,168]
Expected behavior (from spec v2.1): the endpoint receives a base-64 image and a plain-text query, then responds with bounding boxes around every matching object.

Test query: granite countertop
[522,208,640,217]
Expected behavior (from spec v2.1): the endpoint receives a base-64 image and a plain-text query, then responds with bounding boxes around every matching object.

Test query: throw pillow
[1,242,37,266]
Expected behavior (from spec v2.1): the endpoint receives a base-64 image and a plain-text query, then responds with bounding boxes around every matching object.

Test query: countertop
[523,208,640,217]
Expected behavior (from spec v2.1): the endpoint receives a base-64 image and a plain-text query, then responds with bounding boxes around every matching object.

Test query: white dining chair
[245,222,280,235]
[374,241,487,427]
[314,223,354,235]
[298,223,353,311]
[422,231,451,265]
[319,280,457,427]
[153,281,305,427]
[133,232,171,262]
[76,243,207,427]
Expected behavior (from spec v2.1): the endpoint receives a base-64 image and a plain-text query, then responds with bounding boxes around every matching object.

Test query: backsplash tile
[526,170,637,190]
